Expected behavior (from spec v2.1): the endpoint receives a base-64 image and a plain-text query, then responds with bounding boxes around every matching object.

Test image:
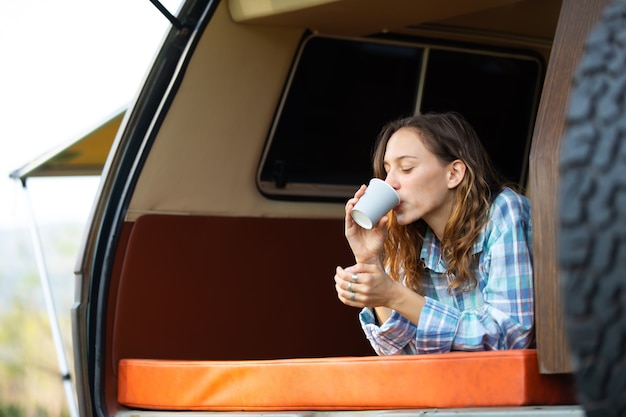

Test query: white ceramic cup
[350,178,400,229]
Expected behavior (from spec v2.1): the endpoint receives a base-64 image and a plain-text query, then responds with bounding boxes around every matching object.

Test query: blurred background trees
[0,221,82,417]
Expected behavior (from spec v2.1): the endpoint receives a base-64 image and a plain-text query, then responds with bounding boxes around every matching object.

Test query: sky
[0,0,183,228]
[0,2,182,411]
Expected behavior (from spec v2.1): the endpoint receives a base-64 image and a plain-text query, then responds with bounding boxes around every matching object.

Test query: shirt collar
[420,226,485,273]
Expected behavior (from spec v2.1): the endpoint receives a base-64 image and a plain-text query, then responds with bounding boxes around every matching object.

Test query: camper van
[65,0,626,416]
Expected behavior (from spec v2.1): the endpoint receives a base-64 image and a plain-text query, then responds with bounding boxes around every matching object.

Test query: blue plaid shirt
[359,187,534,355]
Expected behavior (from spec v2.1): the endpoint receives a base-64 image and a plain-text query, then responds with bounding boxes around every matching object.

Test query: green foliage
[0,403,25,417]
[0,223,79,417]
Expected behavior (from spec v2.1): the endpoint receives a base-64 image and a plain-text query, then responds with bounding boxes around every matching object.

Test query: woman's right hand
[345,184,389,266]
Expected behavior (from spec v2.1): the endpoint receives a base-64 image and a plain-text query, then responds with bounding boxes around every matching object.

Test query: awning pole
[20,180,79,417]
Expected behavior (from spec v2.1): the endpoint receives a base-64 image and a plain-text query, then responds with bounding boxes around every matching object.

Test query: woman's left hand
[334,263,425,326]
[334,263,399,308]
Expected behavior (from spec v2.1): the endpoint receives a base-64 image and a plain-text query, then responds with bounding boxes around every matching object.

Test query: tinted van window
[421,48,541,185]
[258,35,542,201]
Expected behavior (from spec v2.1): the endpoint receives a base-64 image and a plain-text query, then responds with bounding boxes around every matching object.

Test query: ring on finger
[350,291,356,301]
[351,273,358,282]
[347,282,352,292]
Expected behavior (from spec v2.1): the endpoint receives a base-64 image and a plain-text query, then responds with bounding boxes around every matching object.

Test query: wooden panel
[530,0,610,374]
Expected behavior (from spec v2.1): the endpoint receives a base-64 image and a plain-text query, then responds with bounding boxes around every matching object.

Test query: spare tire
[559,0,626,416]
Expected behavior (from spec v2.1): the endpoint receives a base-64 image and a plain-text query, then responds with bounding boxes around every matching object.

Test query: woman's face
[383,127,461,235]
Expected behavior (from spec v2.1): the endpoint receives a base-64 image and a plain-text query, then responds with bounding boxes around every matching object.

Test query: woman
[335,112,533,355]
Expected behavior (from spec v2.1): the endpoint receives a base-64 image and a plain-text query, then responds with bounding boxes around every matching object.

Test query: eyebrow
[384,155,418,165]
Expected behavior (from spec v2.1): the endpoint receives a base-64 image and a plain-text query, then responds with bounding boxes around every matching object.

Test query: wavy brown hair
[372,112,510,295]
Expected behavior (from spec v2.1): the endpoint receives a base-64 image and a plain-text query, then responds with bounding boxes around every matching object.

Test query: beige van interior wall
[228,0,523,36]
[126,2,344,221]
[127,0,561,221]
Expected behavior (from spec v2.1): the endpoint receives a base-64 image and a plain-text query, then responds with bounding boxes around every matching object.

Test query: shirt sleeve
[359,308,418,355]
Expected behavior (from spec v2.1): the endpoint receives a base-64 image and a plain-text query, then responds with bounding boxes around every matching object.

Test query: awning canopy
[10,109,125,181]
[9,107,126,417]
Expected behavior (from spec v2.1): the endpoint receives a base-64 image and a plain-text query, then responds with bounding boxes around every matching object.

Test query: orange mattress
[118,350,577,411]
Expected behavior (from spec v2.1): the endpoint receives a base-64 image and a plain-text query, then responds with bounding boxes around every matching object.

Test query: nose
[384,173,399,190]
